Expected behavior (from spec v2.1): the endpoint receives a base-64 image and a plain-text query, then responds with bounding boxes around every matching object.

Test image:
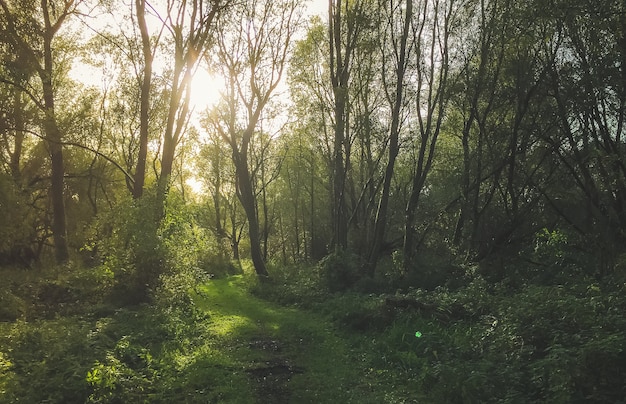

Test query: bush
[0,289,26,321]
[378,281,626,403]
[89,189,231,305]
[304,271,626,403]
[251,262,327,307]
[318,249,364,292]
[1,318,95,403]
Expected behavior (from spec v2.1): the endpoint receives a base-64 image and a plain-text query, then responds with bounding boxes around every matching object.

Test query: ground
[193,275,377,403]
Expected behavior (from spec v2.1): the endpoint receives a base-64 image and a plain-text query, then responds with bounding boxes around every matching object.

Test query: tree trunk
[9,90,25,184]
[329,0,355,251]
[369,0,412,272]
[332,88,349,250]
[132,0,152,199]
[42,28,69,264]
[234,147,269,277]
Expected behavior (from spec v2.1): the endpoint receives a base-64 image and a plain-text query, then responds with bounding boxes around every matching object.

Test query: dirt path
[246,337,304,402]
[193,275,367,403]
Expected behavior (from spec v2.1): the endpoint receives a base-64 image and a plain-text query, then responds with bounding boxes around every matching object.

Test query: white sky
[307,0,327,17]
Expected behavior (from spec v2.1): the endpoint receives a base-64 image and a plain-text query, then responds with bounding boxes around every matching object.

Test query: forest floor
[4,264,623,402]
[0,266,417,403]
[193,275,389,403]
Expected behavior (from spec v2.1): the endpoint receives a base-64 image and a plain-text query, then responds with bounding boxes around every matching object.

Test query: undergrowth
[253,260,626,403]
[2,246,625,403]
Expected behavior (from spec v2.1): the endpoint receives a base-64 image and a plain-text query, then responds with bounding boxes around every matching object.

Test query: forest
[1,0,626,402]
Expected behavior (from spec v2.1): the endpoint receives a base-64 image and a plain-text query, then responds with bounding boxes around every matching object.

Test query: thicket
[0,192,233,402]
[254,239,626,403]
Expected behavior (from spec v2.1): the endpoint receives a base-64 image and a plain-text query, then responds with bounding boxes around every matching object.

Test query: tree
[368,0,413,270]
[197,117,245,259]
[328,0,365,250]
[0,0,83,263]
[156,0,227,206]
[132,0,158,199]
[207,0,303,277]
[287,17,335,260]
[401,0,461,270]
[541,0,626,272]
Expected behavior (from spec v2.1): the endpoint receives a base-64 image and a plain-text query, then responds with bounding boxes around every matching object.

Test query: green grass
[5,261,623,403]
[0,264,393,403]
[193,274,375,403]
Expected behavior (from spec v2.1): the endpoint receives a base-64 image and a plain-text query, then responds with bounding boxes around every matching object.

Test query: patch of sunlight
[209,314,254,337]
[268,323,280,332]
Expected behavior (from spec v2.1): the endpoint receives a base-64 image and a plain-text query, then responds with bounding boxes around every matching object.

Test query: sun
[188,66,225,113]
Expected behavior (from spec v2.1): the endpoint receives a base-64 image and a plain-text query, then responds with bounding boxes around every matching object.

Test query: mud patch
[246,339,304,403]
[249,338,282,352]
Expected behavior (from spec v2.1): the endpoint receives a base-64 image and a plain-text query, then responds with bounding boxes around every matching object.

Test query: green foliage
[349,278,626,403]
[88,189,233,303]
[534,228,568,264]
[0,174,37,265]
[252,263,626,403]
[252,262,327,306]
[0,289,26,321]
[0,270,219,403]
[83,304,215,403]
[87,191,159,302]
[0,317,95,403]
[318,249,364,292]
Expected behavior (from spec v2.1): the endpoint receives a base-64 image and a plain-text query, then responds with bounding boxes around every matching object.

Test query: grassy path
[192,275,375,403]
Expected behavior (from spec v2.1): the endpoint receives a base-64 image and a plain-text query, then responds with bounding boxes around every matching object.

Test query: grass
[0,264,395,403]
[5,260,623,402]
[193,274,374,403]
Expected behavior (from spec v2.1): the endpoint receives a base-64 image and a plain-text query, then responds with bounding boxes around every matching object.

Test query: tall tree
[156,0,227,204]
[328,0,364,250]
[208,0,303,276]
[402,0,460,270]
[368,0,413,270]
[127,0,227,202]
[287,17,335,259]
[542,0,626,271]
[0,0,82,263]
[132,0,158,199]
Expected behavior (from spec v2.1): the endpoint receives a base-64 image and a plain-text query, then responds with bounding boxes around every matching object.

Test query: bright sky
[68,0,329,195]
[308,0,327,17]
[71,0,328,111]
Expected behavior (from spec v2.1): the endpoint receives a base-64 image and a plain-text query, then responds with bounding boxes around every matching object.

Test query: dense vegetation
[2,0,626,402]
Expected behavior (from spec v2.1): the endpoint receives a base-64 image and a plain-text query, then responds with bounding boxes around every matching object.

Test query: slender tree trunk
[369,0,412,272]
[401,0,453,271]
[133,0,152,199]
[9,90,25,184]
[234,146,269,276]
[46,113,69,263]
[332,88,349,250]
[329,0,354,251]
[230,206,241,260]
[261,158,269,260]
[453,118,472,246]
[42,27,69,263]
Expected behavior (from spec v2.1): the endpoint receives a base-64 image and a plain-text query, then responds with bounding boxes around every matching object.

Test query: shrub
[318,249,364,292]
[251,262,327,307]
[1,318,95,403]
[89,189,231,304]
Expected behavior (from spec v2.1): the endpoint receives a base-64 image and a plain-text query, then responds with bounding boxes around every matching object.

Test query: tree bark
[369,0,412,272]
[132,0,152,199]
[234,145,269,277]
[329,0,356,251]
[41,4,69,263]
